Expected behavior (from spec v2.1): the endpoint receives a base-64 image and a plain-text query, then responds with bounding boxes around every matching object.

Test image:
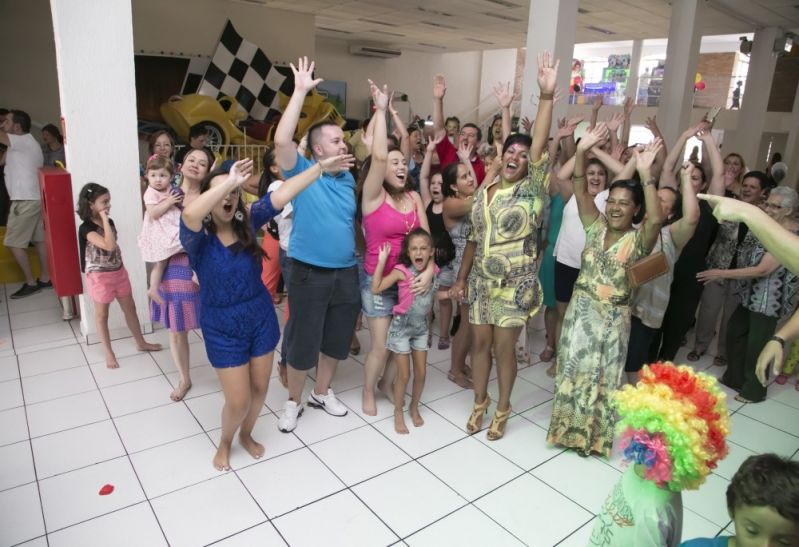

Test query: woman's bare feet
[447,372,473,389]
[147,287,164,306]
[362,388,377,416]
[409,406,424,427]
[170,380,192,402]
[394,409,409,434]
[213,443,231,471]
[239,433,265,459]
[105,355,120,369]
[137,341,163,352]
[545,363,557,378]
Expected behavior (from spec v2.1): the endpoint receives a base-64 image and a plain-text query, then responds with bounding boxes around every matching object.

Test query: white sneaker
[278,400,304,432]
[308,388,348,417]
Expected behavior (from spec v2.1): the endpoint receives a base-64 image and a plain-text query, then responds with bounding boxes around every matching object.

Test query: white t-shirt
[553,189,609,268]
[267,180,293,251]
[6,133,44,201]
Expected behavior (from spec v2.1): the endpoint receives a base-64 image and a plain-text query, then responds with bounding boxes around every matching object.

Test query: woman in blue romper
[181,155,354,471]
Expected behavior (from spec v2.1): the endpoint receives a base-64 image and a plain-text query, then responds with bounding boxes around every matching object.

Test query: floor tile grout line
[552,514,596,546]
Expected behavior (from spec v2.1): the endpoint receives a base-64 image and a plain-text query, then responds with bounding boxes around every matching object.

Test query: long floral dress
[466,155,549,327]
[547,215,652,456]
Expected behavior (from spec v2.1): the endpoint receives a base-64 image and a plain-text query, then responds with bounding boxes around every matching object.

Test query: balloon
[695,72,702,84]
[695,81,706,91]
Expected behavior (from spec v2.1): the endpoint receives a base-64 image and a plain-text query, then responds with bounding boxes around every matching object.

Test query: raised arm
[419,133,442,207]
[361,81,390,214]
[274,57,323,171]
[456,141,477,184]
[591,147,625,178]
[183,159,254,231]
[492,81,513,144]
[432,74,446,134]
[573,124,609,227]
[698,194,799,275]
[531,51,559,162]
[605,112,624,151]
[635,140,665,250]
[271,154,354,211]
[660,121,708,189]
[621,96,634,146]
[644,115,667,180]
[612,154,638,182]
[669,162,700,250]
[697,130,724,196]
[389,92,411,160]
[588,95,602,130]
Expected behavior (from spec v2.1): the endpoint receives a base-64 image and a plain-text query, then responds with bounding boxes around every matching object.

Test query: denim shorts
[360,267,399,318]
[437,263,455,287]
[386,313,430,354]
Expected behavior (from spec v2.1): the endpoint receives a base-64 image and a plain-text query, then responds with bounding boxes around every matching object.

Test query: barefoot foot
[239,434,265,459]
[105,356,120,369]
[362,388,377,416]
[213,444,231,471]
[170,380,192,402]
[137,341,163,352]
[546,363,557,378]
[410,406,424,427]
[147,287,164,306]
[394,410,409,434]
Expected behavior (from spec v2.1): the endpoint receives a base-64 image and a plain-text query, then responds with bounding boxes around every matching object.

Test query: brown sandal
[486,406,512,441]
[466,395,491,434]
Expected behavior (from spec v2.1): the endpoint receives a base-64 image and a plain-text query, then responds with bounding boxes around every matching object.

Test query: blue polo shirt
[282,152,357,268]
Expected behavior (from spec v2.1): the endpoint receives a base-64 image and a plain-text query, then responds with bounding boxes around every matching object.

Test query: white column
[783,78,799,188]
[657,0,703,147]
[519,0,579,125]
[50,0,150,343]
[723,26,782,169]
[626,39,643,102]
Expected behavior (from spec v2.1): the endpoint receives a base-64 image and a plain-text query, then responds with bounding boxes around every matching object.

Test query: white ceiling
[235,0,799,52]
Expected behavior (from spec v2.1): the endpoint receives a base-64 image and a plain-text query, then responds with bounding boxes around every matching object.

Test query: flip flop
[686,350,703,362]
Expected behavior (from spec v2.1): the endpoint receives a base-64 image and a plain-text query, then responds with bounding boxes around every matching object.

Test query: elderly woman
[451,51,557,441]
[697,186,799,403]
[547,125,663,457]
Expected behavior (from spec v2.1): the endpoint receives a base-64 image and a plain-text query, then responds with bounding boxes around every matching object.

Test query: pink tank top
[363,194,420,275]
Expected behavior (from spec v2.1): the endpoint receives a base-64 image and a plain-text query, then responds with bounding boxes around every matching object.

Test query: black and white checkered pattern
[197,20,294,121]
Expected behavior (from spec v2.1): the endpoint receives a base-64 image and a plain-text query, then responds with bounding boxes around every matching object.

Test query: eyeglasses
[763,202,787,210]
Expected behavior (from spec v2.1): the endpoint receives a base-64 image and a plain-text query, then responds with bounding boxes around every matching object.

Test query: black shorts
[284,259,361,370]
[554,261,580,303]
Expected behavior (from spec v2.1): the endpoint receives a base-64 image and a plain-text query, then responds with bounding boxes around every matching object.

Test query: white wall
[131,0,314,63]
[314,37,482,123]
[478,49,518,124]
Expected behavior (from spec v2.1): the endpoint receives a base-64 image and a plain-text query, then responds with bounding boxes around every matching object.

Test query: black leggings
[655,276,703,361]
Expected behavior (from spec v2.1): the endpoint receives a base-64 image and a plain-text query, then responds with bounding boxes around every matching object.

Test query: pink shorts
[86,267,132,304]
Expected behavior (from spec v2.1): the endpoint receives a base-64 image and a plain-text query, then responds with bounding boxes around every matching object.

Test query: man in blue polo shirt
[274,57,361,433]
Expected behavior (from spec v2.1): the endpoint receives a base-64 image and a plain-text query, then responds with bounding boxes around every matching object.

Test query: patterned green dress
[546,215,651,456]
[466,154,549,328]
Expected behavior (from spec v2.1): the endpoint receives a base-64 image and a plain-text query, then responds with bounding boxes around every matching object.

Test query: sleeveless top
[363,193,420,275]
[425,201,446,240]
[448,217,471,275]
[631,227,678,328]
[393,263,440,316]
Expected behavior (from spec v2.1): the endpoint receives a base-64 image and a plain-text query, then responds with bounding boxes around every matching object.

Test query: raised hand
[623,96,635,117]
[635,139,664,172]
[520,116,533,134]
[377,241,391,263]
[457,140,474,163]
[369,79,389,111]
[610,142,624,161]
[536,51,559,94]
[644,115,660,136]
[427,130,445,152]
[605,112,624,132]
[228,158,254,186]
[319,153,356,174]
[696,129,714,145]
[492,81,513,108]
[680,161,694,186]
[557,116,583,139]
[433,74,447,99]
[577,123,609,152]
[290,56,323,93]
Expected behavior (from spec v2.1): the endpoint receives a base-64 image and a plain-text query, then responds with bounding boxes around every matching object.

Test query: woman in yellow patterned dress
[546,125,663,457]
[451,51,557,440]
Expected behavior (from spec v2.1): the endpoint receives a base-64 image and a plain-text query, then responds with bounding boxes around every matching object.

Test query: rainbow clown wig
[613,363,730,492]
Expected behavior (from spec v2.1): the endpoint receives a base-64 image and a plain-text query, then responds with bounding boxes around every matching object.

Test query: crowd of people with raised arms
[6,48,796,545]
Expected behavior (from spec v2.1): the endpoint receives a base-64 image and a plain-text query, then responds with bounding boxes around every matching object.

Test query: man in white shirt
[0,110,51,298]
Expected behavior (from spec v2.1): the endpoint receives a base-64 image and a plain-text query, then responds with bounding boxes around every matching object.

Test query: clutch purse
[627,231,669,288]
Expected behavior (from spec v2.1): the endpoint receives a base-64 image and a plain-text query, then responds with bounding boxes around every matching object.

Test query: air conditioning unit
[349,43,402,58]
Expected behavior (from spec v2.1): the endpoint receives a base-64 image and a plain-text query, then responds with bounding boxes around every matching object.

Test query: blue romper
[180,193,281,368]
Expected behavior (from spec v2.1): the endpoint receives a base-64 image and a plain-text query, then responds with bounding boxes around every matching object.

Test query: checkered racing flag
[198,20,294,120]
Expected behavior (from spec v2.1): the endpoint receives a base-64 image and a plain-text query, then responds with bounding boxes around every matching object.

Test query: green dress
[546,215,651,456]
[466,154,549,328]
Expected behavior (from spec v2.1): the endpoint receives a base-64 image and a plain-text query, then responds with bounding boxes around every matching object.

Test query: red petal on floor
[98,484,114,495]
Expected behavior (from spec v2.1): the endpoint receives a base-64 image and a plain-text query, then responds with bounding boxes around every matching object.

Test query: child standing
[138,155,184,305]
[372,228,441,434]
[77,183,162,368]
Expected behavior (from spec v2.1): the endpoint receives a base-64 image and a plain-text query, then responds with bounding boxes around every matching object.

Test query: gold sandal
[486,406,512,441]
[466,395,491,434]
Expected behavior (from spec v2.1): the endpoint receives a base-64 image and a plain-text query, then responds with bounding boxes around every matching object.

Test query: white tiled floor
[1,285,797,546]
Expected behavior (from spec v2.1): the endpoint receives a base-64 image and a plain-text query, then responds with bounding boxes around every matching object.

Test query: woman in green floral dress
[546,125,663,457]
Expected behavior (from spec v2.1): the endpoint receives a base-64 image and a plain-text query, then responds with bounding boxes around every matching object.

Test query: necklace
[390,192,417,234]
